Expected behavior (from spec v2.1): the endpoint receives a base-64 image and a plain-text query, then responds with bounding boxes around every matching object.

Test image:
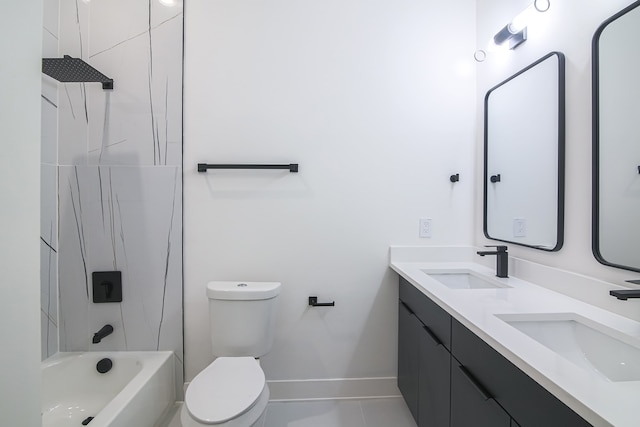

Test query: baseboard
[267,377,401,402]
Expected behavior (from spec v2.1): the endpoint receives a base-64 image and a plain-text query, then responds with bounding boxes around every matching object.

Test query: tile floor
[160,398,417,427]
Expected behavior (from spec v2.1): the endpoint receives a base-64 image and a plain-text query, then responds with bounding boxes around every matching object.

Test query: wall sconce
[489,0,550,51]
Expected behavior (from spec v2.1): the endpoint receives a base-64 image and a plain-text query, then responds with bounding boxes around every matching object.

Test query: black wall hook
[490,174,501,183]
[309,296,335,307]
[450,173,460,183]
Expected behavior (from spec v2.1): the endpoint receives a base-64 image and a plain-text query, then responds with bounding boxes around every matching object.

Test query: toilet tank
[207,281,281,358]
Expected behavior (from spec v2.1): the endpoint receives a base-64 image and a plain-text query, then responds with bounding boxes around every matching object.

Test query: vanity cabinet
[451,320,592,427]
[450,359,510,427]
[398,277,592,427]
[398,300,420,419]
[399,278,451,427]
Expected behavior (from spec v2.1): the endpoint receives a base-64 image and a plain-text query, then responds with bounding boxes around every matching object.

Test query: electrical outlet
[513,218,526,237]
[419,218,432,238]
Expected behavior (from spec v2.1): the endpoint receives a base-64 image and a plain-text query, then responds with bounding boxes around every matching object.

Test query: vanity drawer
[399,277,451,350]
[451,319,592,427]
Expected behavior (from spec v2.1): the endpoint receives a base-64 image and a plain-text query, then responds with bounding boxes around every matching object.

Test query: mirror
[484,52,566,251]
[593,1,640,272]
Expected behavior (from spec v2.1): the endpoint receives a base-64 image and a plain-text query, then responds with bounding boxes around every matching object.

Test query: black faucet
[610,280,640,300]
[477,245,509,278]
[92,324,114,344]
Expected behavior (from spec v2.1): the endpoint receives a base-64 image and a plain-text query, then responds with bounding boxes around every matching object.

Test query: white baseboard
[267,377,401,402]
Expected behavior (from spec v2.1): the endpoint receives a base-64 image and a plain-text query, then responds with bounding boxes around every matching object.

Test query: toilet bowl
[181,357,269,426]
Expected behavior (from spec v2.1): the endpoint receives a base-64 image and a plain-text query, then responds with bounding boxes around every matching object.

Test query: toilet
[181,281,281,426]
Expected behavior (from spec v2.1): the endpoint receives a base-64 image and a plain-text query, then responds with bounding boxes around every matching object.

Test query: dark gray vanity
[397,277,591,427]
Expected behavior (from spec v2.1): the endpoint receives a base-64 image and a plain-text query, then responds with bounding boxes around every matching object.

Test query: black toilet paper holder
[309,296,335,307]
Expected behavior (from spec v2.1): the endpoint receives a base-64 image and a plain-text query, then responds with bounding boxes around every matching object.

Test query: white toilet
[181,281,281,426]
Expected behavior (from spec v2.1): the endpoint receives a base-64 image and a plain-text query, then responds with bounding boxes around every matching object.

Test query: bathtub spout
[92,324,114,344]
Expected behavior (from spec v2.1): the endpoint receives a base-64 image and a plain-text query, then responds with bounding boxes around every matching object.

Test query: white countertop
[390,258,640,427]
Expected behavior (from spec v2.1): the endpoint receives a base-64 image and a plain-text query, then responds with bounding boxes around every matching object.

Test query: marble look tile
[263,401,366,427]
[85,19,183,166]
[43,0,59,37]
[57,165,182,358]
[40,241,59,360]
[88,0,182,58]
[41,90,59,165]
[57,0,183,166]
[58,81,89,165]
[41,312,58,361]
[59,0,89,60]
[42,24,59,59]
[41,165,58,243]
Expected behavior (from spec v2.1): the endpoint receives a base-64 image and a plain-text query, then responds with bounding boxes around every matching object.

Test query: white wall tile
[58,165,183,382]
[54,0,183,395]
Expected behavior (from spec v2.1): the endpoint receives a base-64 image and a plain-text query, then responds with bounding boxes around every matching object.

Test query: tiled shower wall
[42,0,184,391]
[41,0,60,361]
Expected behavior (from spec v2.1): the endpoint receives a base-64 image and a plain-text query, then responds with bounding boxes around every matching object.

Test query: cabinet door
[400,277,451,349]
[451,359,511,427]
[398,301,420,421]
[452,319,592,427]
[418,324,450,427]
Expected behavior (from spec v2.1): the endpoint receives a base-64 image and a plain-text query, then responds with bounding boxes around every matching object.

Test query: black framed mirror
[484,52,565,251]
[593,1,640,273]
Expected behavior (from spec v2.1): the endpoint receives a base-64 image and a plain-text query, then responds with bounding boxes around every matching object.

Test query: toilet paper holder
[308,296,335,307]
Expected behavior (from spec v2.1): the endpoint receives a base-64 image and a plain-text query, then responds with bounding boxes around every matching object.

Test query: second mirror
[484,52,565,251]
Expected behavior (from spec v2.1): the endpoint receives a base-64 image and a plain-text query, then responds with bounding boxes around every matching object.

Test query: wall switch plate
[419,218,432,238]
[513,218,526,237]
[92,271,123,303]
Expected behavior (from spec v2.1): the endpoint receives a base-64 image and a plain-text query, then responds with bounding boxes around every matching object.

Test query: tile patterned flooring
[161,398,417,427]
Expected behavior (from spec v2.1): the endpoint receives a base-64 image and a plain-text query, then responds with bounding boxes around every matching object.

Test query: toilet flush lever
[309,296,335,307]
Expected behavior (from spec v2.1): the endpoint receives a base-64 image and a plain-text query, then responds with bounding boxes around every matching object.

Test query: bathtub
[42,351,175,427]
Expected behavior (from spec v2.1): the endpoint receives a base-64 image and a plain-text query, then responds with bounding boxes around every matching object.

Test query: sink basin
[423,271,511,290]
[497,313,640,382]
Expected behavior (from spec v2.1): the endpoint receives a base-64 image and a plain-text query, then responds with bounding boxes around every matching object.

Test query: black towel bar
[197,163,298,173]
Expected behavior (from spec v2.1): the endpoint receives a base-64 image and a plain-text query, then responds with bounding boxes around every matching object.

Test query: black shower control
[92,271,122,303]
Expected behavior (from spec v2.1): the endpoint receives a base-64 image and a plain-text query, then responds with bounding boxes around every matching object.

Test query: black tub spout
[92,324,114,344]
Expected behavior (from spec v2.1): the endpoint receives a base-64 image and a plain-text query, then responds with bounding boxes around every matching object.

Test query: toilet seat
[185,357,265,424]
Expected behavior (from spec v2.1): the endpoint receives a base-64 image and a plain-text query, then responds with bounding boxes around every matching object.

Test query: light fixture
[489,0,550,51]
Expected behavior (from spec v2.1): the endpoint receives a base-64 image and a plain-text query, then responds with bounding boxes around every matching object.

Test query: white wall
[184,0,476,382]
[0,1,43,425]
[475,1,640,301]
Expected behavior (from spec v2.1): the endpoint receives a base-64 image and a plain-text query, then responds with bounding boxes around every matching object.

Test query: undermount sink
[497,313,640,382]
[423,270,511,290]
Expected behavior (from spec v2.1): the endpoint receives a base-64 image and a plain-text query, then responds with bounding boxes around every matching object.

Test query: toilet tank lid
[207,281,281,300]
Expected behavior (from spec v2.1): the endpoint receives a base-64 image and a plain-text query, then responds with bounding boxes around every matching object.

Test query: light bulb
[509,4,535,34]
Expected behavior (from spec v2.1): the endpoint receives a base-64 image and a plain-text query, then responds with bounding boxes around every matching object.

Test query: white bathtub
[42,351,175,427]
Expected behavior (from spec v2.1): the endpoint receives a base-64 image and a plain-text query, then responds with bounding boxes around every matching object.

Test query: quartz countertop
[390,256,640,427]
